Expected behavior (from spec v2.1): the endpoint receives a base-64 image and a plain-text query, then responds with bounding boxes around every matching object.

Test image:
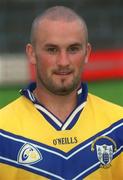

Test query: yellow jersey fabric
[0,84,123,180]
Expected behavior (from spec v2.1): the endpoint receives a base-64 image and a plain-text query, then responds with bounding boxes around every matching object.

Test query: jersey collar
[20,82,88,130]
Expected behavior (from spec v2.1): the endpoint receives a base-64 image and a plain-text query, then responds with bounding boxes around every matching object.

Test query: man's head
[26,6,91,96]
[30,6,88,46]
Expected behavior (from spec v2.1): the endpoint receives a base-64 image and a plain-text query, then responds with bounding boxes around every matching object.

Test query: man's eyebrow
[44,43,58,47]
[69,43,82,47]
[44,43,82,48]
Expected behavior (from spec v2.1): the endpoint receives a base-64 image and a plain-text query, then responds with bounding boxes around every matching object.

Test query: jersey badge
[17,143,42,165]
[91,136,117,168]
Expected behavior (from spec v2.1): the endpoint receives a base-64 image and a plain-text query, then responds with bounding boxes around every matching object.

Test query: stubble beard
[37,71,81,96]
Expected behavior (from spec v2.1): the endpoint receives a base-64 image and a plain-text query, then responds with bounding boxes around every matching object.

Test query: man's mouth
[54,69,73,75]
[55,72,71,75]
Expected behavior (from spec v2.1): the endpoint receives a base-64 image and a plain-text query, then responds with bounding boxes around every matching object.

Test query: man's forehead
[32,18,88,46]
[36,19,86,41]
[30,7,88,45]
[37,18,84,30]
[36,20,85,44]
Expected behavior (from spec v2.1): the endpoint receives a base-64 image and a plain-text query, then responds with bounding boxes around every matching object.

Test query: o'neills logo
[53,137,78,145]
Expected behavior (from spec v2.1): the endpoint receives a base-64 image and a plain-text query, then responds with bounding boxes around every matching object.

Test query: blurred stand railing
[0,54,29,85]
[83,49,123,81]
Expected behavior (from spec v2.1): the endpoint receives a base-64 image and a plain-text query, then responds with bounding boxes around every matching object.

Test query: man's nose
[56,51,70,67]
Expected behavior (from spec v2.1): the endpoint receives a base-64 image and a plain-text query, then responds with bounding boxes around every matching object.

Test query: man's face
[28,19,91,95]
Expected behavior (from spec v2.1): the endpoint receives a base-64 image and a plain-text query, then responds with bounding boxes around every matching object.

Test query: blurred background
[0,0,123,108]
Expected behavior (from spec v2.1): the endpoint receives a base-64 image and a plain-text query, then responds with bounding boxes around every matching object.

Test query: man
[0,6,123,180]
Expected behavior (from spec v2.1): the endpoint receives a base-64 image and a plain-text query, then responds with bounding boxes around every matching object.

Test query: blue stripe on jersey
[35,107,62,131]
[0,158,64,180]
[77,83,88,106]
[20,82,88,130]
[0,118,123,179]
[66,109,82,130]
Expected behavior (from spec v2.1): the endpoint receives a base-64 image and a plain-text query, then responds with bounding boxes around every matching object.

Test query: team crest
[96,144,113,168]
[91,136,117,168]
[17,143,42,164]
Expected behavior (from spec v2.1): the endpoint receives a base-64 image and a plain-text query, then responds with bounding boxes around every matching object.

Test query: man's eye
[47,47,58,54]
[68,46,81,54]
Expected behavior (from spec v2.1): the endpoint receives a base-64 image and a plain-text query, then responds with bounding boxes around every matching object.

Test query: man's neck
[33,86,77,123]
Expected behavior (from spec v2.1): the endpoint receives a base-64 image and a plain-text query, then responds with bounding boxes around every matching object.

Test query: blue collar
[20,82,88,130]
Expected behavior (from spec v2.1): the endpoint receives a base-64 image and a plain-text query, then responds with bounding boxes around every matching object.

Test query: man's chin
[54,90,72,96]
[51,84,77,96]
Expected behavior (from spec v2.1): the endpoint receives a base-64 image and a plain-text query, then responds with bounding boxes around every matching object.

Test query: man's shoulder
[0,96,33,117]
[88,93,123,115]
[88,93,123,108]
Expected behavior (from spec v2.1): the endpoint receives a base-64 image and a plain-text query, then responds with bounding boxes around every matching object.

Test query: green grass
[0,80,123,108]
[88,80,123,106]
[0,85,22,108]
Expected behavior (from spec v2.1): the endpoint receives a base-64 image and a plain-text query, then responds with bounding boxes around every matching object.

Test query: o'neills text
[53,137,78,145]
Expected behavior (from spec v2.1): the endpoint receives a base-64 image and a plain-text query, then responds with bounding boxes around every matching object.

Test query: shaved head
[30,6,88,46]
[26,5,91,97]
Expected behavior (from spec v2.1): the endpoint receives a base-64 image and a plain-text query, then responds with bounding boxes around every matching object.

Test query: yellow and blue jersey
[0,83,123,180]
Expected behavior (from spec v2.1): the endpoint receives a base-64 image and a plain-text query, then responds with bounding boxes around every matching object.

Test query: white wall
[0,54,29,85]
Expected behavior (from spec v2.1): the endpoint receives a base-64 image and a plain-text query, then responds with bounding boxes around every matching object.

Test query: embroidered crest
[91,136,117,168]
[96,144,113,168]
[17,143,42,164]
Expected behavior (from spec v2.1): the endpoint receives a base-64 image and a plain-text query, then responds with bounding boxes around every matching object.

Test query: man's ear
[26,43,36,65]
[85,43,92,64]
